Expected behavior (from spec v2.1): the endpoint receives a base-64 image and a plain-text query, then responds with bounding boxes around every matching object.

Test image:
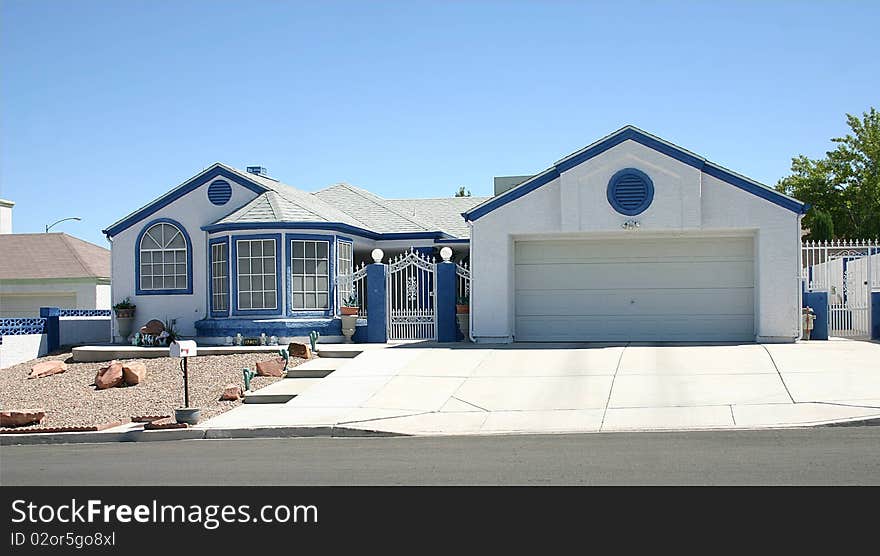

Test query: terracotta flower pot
[341,306,359,316]
[114,307,136,319]
[456,304,470,314]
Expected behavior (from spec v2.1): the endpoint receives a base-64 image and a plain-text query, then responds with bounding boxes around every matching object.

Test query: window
[291,240,329,309]
[236,239,277,310]
[337,241,353,308]
[139,222,188,291]
[211,241,228,312]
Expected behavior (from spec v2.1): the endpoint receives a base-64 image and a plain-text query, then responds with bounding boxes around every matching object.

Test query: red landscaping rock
[255,357,286,377]
[95,360,124,389]
[0,409,45,428]
[220,383,242,401]
[122,361,147,386]
[28,360,67,379]
[288,342,312,359]
[139,319,165,335]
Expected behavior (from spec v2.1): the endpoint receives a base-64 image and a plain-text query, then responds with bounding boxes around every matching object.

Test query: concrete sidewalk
[197,339,880,436]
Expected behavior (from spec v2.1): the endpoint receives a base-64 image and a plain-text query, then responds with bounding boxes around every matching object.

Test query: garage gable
[463,126,807,222]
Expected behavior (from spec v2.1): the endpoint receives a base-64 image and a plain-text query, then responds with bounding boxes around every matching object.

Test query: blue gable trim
[103,166,268,238]
[284,232,336,318]
[202,221,455,241]
[463,126,808,221]
[135,218,194,296]
[230,233,283,317]
[208,236,230,317]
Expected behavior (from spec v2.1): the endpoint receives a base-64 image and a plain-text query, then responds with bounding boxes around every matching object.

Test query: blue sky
[1,0,877,246]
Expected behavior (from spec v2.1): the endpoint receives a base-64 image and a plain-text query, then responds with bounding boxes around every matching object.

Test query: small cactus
[242,368,257,391]
[309,330,320,352]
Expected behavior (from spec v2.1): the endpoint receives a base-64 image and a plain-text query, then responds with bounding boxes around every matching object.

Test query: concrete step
[315,343,388,358]
[243,378,322,404]
[286,357,350,378]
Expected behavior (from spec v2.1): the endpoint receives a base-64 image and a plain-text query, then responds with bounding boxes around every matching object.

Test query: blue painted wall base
[802,291,829,340]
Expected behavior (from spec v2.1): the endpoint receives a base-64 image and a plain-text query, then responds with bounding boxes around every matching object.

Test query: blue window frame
[231,233,283,316]
[209,236,230,317]
[284,233,336,317]
[135,218,193,295]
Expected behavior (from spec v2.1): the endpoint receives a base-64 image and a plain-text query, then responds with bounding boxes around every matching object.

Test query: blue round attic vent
[607,168,654,216]
[207,179,232,205]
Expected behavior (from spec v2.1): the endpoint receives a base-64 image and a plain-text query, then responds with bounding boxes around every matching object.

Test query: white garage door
[0,294,77,318]
[515,236,755,342]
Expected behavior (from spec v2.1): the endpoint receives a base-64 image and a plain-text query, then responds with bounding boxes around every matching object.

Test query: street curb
[0,425,403,446]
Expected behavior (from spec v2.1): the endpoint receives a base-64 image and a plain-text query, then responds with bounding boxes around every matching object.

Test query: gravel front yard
[0,352,305,431]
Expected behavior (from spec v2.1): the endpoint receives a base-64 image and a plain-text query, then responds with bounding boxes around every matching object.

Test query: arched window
[138,220,190,292]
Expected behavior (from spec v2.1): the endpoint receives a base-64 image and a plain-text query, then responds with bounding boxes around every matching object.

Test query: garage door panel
[516,261,754,290]
[514,236,755,342]
[516,289,754,317]
[516,315,755,342]
[516,237,753,264]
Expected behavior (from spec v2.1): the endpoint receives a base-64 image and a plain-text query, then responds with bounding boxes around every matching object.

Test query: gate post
[436,260,457,342]
[802,292,829,340]
[40,307,61,352]
[872,292,880,340]
[366,261,387,343]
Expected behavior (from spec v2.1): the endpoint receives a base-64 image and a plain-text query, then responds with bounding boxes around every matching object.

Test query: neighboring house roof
[0,233,110,280]
[390,197,489,238]
[463,125,809,222]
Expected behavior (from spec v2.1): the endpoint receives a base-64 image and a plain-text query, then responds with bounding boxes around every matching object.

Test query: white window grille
[236,239,277,310]
[139,222,187,290]
[291,240,329,310]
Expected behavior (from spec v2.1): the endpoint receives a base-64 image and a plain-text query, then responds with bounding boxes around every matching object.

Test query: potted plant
[340,295,359,343]
[456,295,470,314]
[112,297,136,342]
[340,294,360,316]
[456,295,470,341]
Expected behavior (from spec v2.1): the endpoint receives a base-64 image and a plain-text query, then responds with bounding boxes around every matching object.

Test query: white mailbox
[170,340,198,358]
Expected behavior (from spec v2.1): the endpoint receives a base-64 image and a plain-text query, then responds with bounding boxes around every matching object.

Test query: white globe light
[440,247,453,262]
[371,249,384,263]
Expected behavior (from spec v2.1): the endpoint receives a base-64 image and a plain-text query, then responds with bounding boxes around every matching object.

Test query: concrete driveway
[199,339,880,435]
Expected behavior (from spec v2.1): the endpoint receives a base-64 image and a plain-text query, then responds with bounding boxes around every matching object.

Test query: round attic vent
[207,179,232,206]
[607,168,654,216]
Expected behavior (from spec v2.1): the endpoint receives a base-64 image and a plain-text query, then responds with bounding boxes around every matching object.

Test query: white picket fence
[802,239,879,338]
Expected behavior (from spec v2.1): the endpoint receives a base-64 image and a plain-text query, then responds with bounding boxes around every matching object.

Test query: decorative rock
[288,342,312,359]
[122,361,147,386]
[1,409,45,428]
[95,360,124,389]
[220,383,242,401]
[255,357,286,377]
[139,319,165,335]
[28,360,67,379]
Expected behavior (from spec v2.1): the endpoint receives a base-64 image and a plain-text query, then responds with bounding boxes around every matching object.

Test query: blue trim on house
[208,236,230,317]
[201,221,456,241]
[284,233,336,317]
[207,179,233,206]
[103,165,269,238]
[134,218,194,296]
[606,168,654,216]
[463,126,809,221]
[435,238,471,244]
[194,316,365,340]
[230,233,283,317]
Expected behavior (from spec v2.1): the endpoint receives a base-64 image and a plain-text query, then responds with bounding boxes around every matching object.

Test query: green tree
[776,107,880,239]
[454,186,471,197]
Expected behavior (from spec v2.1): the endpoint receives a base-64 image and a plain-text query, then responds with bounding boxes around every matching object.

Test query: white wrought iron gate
[802,240,878,338]
[387,249,437,341]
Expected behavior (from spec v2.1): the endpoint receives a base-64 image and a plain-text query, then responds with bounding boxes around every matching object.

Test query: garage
[514,236,755,341]
[464,126,807,344]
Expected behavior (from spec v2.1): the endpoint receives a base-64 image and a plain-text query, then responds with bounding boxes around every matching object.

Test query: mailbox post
[171,340,199,424]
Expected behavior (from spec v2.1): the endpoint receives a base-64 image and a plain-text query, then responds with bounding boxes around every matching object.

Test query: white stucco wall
[0,334,47,369]
[470,139,802,343]
[0,279,110,317]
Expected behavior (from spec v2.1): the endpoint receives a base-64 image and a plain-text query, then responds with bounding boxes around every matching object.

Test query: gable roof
[0,233,110,281]
[463,125,809,222]
[390,196,489,238]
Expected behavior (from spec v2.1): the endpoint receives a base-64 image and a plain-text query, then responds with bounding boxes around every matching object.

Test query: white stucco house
[103,126,807,345]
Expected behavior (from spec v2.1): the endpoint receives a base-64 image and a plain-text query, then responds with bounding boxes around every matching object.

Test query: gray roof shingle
[0,233,110,280]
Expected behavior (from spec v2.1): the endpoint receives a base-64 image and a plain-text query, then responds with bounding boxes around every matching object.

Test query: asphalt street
[2,427,879,485]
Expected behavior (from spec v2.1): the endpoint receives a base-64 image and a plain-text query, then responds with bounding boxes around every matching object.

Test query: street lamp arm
[45,216,82,233]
